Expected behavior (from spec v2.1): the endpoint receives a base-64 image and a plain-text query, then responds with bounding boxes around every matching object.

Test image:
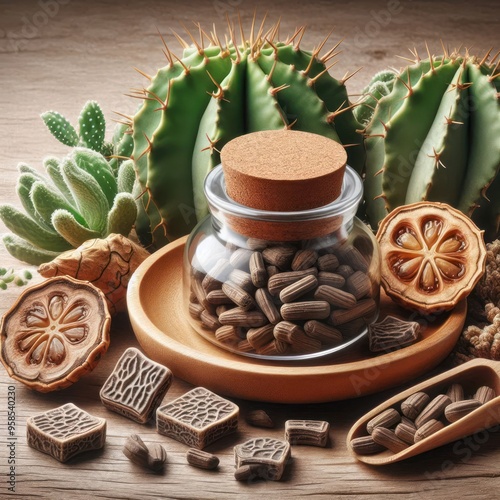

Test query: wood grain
[1,1,500,498]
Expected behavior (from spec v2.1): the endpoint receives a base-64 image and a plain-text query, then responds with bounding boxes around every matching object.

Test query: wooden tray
[127,236,467,404]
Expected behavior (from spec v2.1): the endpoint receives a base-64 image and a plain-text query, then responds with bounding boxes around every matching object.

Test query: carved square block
[100,347,173,423]
[156,387,239,449]
[285,419,330,447]
[26,403,106,463]
[234,437,291,480]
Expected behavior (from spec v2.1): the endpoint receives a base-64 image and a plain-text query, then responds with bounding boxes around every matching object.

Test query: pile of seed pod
[351,383,496,455]
[188,235,378,357]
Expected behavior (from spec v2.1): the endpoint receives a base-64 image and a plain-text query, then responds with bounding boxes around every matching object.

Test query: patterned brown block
[100,347,173,423]
[285,419,330,447]
[26,403,106,463]
[156,387,239,449]
[234,437,291,481]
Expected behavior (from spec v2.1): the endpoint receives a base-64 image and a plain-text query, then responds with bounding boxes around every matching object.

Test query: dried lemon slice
[0,276,110,392]
[376,202,486,313]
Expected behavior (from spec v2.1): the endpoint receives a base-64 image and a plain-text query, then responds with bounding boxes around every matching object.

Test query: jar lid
[220,130,347,211]
[204,164,363,241]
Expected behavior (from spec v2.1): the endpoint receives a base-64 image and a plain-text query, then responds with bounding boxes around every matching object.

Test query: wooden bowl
[127,236,467,403]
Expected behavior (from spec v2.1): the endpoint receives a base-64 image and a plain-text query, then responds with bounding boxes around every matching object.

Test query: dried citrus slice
[0,276,110,392]
[376,202,486,313]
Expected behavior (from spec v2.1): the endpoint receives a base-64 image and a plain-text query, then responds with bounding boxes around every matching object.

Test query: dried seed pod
[147,443,167,471]
[200,310,221,331]
[285,420,329,447]
[255,288,281,324]
[281,301,330,321]
[206,289,232,305]
[345,271,371,300]
[414,419,445,442]
[280,275,318,303]
[246,410,274,428]
[215,325,241,344]
[314,285,357,309]
[202,259,232,292]
[230,248,253,270]
[262,246,295,269]
[444,399,483,423]
[317,254,339,272]
[249,252,268,288]
[371,427,408,453]
[317,271,345,288]
[123,434,149,468]
[446,383,464,403]
[222,281,256,310]
[219,308,267,328]
[394,423,416,445]
[228,269,255,293]
[366,408,401,434]
[336,264,354,279]
[415,394,452,428]
[247,324,275,350]
[274,321,305,344]
[350,435,385,455]
[474,386,496,404]
[304,320,343,344]
[234,464,267,481]
[189,302,204,319]
[291,250,318,271]
[401,392,431,420]
[268,268,318,295]
[329,299,376,325]
[186,448,219,470]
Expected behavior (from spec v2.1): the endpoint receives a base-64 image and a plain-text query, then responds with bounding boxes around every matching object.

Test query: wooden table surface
[1,0,499,498]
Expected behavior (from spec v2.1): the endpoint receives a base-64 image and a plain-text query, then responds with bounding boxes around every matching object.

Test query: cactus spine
[131,19,365,250]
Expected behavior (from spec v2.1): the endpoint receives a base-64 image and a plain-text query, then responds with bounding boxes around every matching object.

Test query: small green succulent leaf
[41,111,79,147]
[17,162,45,180]
[71,148,117,207]
[106,193,137,236]
[2,234,60,266]
[0,204,71,252]
[30,181,86,228]
[61,158,109,234]
[43,156,76,206]
[117,159,136,194]
[51,209,101,247]
[78,101,106,153]
[17,174,52,230]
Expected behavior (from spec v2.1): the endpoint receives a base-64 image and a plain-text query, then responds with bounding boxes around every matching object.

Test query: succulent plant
[361,47,500,240]
[0,149,137,265]
[130,18,365,250]
[41,101,134,173]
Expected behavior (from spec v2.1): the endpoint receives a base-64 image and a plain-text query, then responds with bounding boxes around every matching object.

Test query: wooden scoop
[347,358,500,465]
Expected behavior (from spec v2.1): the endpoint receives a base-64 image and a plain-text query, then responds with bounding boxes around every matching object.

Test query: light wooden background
[1,0,499,498]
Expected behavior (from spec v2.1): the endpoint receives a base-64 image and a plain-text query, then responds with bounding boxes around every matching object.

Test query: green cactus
[41,101,134,168]
[131,19,365,250]
[362,48,500,240]
[0,148,137,265]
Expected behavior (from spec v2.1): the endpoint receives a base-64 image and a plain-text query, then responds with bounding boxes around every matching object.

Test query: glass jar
[184,165,380,361]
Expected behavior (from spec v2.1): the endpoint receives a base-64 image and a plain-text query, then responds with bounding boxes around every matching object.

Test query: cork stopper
[221,130,347,212]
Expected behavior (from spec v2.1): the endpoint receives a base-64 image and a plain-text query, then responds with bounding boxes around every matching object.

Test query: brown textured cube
[27,403,106,463]
[285,420,330,447]
[100,347,173,423]
[156,387,239,449]
[234,437,291,481]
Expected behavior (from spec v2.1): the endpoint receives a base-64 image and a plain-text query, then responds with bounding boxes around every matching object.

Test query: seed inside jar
[188,236,377,356]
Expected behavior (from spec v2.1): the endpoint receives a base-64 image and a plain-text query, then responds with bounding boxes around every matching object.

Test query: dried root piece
[368,316,420,352]
[39,233,150,315]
